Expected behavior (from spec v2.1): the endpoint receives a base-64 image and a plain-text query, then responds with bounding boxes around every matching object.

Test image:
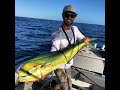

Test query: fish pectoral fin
[41,63,51,67]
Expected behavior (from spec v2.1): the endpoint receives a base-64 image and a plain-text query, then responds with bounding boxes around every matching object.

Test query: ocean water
[15,16,105,68]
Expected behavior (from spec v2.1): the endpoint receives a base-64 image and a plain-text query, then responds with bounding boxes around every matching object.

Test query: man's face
[63,12,77,26]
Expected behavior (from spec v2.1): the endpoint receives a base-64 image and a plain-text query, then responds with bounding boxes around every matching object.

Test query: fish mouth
[18,68,41,82]
[19,76,39,82]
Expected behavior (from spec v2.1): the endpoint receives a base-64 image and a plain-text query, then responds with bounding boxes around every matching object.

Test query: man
[50,5,90,90]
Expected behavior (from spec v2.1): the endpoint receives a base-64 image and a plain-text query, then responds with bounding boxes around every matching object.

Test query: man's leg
[54,68,72,90]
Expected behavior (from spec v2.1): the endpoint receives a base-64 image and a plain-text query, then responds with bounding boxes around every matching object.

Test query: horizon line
[15,16,105,26]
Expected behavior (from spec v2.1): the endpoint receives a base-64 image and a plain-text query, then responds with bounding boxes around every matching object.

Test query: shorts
[54,68,72,90]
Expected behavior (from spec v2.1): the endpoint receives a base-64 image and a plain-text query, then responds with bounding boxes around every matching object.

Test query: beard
[63,19,73,26]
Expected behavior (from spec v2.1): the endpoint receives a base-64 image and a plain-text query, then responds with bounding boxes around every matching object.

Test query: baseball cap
[63,5,77,15]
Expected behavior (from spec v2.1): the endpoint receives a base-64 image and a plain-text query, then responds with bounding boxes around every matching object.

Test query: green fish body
[18,38,96,82]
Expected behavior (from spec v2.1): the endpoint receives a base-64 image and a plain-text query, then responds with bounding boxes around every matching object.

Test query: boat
[15,44,105,90]
[71,44,105,90]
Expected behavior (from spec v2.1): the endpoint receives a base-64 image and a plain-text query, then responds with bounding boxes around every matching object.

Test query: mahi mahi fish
[18,38,97,82]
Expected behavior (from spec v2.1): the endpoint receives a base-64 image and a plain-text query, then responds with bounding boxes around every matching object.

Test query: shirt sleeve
[74,26,85,40]
[50,31,61,52]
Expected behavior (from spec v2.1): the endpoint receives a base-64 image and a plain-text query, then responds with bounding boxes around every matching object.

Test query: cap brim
[63,11,77,15]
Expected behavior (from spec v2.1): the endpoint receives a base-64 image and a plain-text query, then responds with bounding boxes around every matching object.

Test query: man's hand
[27,75,46,83]
[36,75,46,82]
[82,37,90,45]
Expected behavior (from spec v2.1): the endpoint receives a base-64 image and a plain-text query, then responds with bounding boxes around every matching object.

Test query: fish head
[18,64,42,82]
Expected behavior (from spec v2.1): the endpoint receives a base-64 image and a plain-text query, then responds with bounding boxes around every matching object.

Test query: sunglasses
[63,13,77,18]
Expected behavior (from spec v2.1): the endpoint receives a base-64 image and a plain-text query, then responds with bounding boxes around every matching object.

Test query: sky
[15,0,105,25]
